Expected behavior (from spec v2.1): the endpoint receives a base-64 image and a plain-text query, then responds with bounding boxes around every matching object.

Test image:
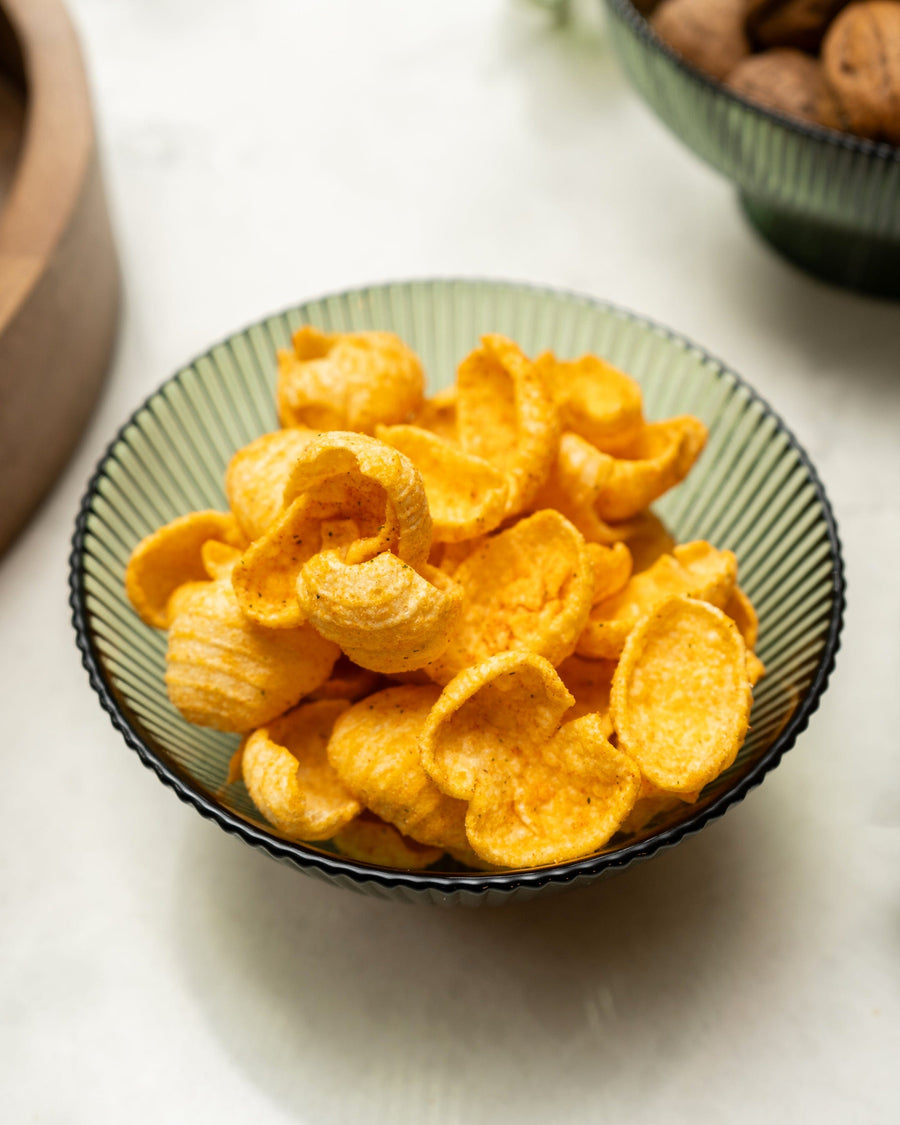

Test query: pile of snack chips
[124,329,764,870]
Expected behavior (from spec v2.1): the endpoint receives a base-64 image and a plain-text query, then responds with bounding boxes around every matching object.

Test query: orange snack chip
[307,655,382,703]
[225,427,321,542]
[537,351,645,454]
[332,813,444,869]
[375,423,509,542]
[587,541,633,604]
[611,595,752,796]
[426,509,594,684]
[125,510,245,629]
[420,652,641,867]
[594,416,708,522]
[200,540,242,581]
[298,553,463,673]
[241,699,361,840]
[577,539,737,659]
[277,327,425,434]
[456,335,559,517]
[232,432,431,628]
[165,578,339,732]
[328,684,469,850]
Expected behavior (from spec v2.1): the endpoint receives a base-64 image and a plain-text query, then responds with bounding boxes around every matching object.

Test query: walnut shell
[651,0,751,82]
[745,1,850,52]
[727,48,845,129]
[822,1,900,145]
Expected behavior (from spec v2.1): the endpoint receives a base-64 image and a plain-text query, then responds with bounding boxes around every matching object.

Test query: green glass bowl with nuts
[603,0,900,298]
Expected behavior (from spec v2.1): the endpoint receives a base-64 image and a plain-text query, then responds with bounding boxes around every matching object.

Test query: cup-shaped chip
[412,385,458,443]
[375,424,509,543]
[233,432,431,629]
[530,433,642,545]
[165,578,340,732]
[556,654,616,735]
[125,510,246,629]
[536,351,645,454]
[283,432,431,569]
[225,427,322,541]
[611,595,752,795]
[327,684,469,850]
[421,651,575,801]
[298,553,464,674]
[420,652,639,867]
[241,699,361,840]
[587,541,633,604]
[577,540,737,660]
[426,510,594,684]
[332,813,445,869]
[277,327,425,434]
[456,334,559,517]
[464,714,642,867]
[593,416,708,522]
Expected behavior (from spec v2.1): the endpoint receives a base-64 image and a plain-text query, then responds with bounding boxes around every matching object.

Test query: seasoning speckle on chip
[123,328,763,870]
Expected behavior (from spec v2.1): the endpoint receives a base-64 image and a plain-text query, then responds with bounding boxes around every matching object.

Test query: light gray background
[2,1,897,1121]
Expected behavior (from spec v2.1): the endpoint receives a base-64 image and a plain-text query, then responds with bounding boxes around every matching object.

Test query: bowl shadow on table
[173,791,795,1118]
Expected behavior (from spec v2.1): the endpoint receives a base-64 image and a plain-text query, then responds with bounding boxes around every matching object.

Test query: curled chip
[225,428,322,541]
[556,654,616,736]
[420,652,641,867]
[375,424,509,542]
[328,684,469,850]
[530,433,643,545]
[611,595,752,796]
[241,699,361,840]
[536,351,644,454]
[277,326,425,434]
[165,578,339,732]
[412,385,458,443]
[426,510,594,685]
[593,416,708,522]
[577,540,737,660]
[587,541,633,604]
[125,510,246,629]
[232,432,431,628]
[332,813,444,869]
[456,334,559,517]
[724,585,759,650]
[298,553,463,674]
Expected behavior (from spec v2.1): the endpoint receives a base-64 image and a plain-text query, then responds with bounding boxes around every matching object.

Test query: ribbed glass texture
[70,280,844,905]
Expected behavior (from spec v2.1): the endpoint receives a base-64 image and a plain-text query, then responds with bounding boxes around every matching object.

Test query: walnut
[727,48,845,129]
[745,1,850,52]
[650,0,751,82]
[822,1,900,144]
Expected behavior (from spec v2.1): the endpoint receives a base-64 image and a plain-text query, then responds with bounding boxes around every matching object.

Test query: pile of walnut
[647,0,900,145]
[125,330,764,871]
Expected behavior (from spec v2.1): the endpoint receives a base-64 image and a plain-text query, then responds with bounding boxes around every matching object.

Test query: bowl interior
[72,279,842,897]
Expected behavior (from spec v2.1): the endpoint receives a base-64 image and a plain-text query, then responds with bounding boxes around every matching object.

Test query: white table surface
[2,1,898,1121]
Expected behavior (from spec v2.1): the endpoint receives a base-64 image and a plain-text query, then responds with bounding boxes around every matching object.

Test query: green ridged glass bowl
[604,0,900,298]
[69,279,844,906]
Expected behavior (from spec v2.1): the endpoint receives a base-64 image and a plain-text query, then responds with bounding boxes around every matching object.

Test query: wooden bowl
[0,0,119,555]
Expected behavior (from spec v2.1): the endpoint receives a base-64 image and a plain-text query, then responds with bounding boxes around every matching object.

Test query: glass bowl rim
[605,0,900,166]
[68,276,846,898]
